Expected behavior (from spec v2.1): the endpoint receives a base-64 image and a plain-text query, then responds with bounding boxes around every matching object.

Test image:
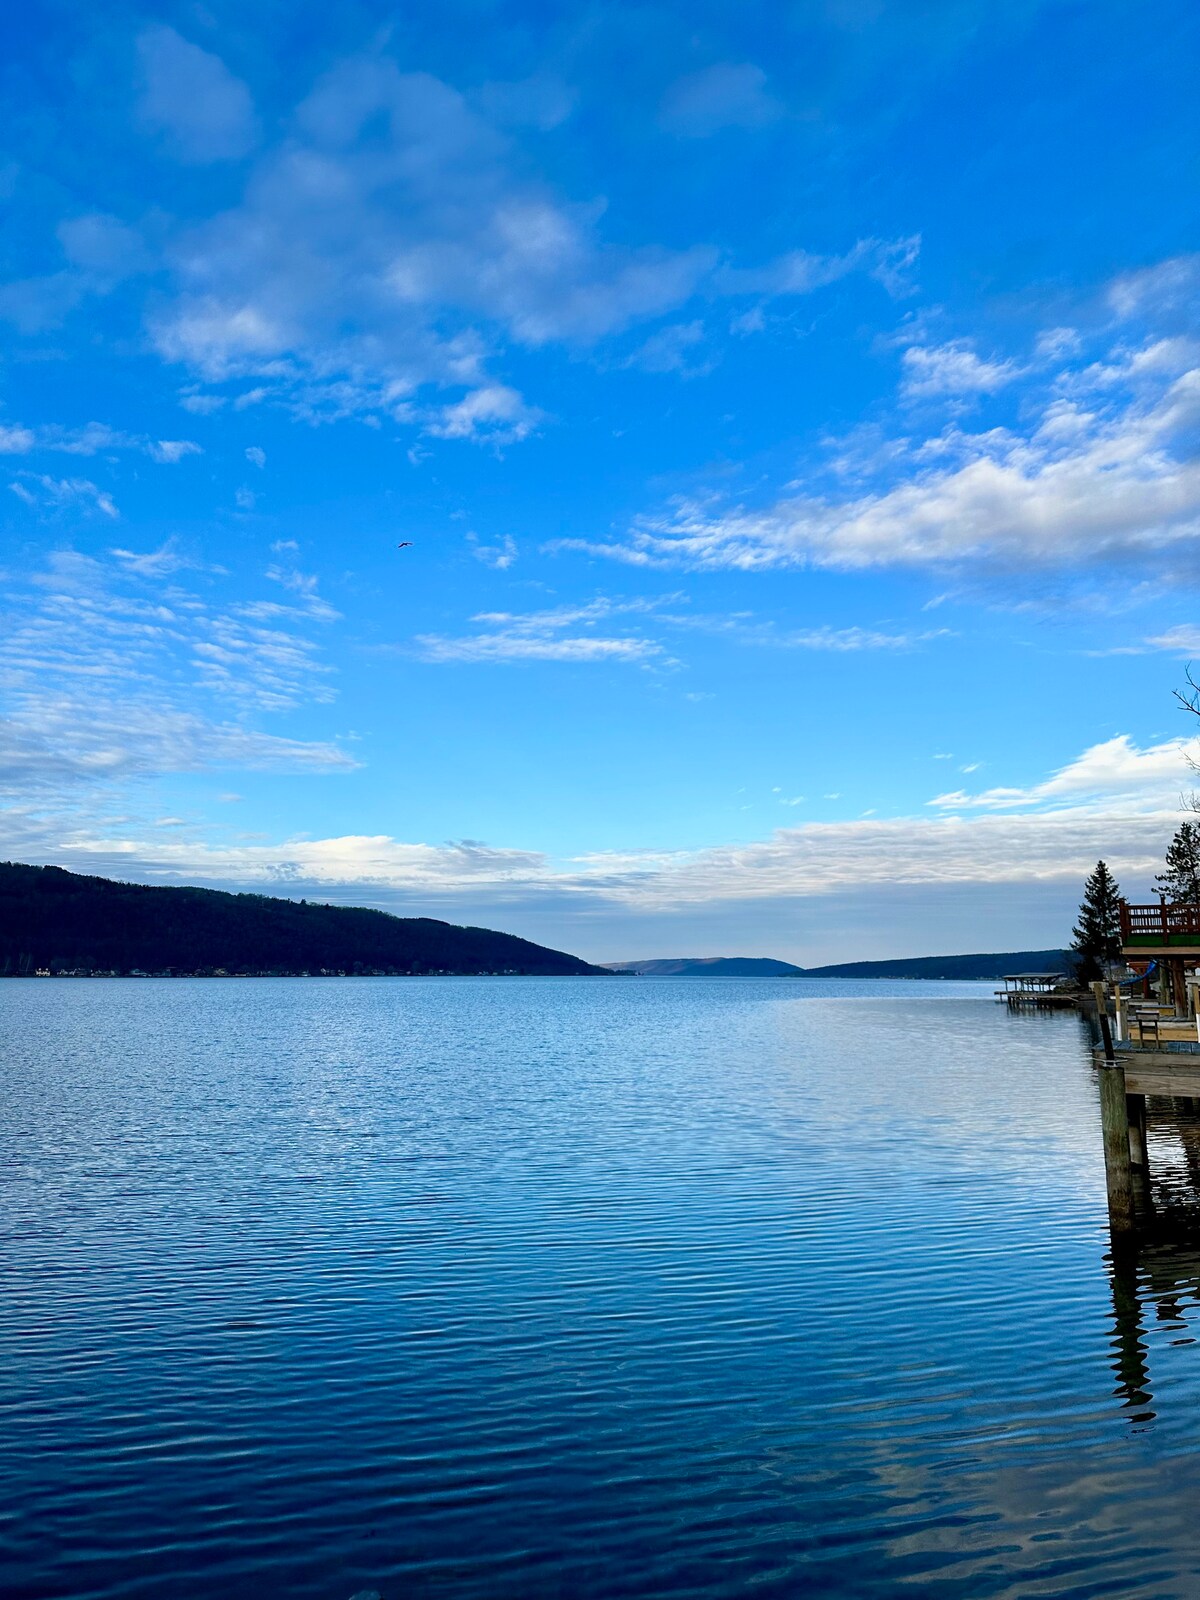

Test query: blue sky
[3,0,1200,961]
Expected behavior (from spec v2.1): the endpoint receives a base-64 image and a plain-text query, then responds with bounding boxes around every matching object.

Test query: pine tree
[1071,859,1123,981]
[1156,820,1200,904]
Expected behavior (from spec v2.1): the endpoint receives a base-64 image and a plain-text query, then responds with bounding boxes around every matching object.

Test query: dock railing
[1119,897,1200,942]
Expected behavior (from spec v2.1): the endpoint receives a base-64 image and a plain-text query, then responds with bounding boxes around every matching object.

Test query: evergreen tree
[1156,820,1200,904]
[1071,859,1123,981]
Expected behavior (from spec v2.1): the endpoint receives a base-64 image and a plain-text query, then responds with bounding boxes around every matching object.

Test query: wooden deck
[1097,1045,1200,1098]
[1120,898,1200,952]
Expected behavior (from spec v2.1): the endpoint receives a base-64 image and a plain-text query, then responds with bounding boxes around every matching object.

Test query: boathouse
[997,972,1071,1008]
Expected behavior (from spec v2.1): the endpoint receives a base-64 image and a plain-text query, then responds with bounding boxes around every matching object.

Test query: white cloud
[148,53,716,423]
[45,422,129,455]
[245,445,266,467]
[10,474,118,518]
[560,360,1200,574]
[929,734,1197,811]
[148,439,202,463]
[417,633,663,664]
[1145,625,1200,655]
[0,420,197,461]
[426,385,543,444]
[900,340,1020,397]
[0,217,146,337]
[469,533,518,569]
[110,539,197,577]
[660,63,781,137]
[1035,326,1081,361]
[137,27,259,162]
[262,558,339,621]
[414,596,672,666]
[731,306,765,335]
[624,320,710,376]
[179,391,225,415]
[3,796,1176,918]
[0,551,351,801]
[1108,253,1200,320]
[721,235,921,300]
[109,47,922,436]
[776,625,951,651]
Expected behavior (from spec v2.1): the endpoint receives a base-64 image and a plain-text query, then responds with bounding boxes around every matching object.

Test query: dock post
[1114,983,1127,1043]
[1093,982,1135,1229]
[1126,1093,1149,1170]
[1091,982,1116,1063]
[1098,1061,1135,1234]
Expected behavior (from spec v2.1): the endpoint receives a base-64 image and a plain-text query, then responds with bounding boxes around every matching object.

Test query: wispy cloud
[556,341,1200,575]
[2,793,1177,915]
[623,320,712,377]
[425,384,544,445]
[415,596,674,666]
[660,62,781,137]
[110,538,207,578]
[137,25,259,163]
[0,550,352,801]
[0,39,925,443]
[900,340,1021,398]
[11,474,119,518]
[773,624,952,651]
[147,439,203,464]
[1140,626,1200,656]
[468,533,519,569]
[928,734,1197,812]
[0,419,201,462]
[719,235,921,300]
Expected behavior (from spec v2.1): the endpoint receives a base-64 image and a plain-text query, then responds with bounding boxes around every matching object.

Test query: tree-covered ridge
[0,863,604,977]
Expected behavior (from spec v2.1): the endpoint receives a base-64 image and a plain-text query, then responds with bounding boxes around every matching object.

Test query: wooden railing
[1119,899,1200,941]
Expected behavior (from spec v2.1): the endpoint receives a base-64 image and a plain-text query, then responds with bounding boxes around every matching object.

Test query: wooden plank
[1125,1067,1200,1097]
[1094,1046,1200,1097]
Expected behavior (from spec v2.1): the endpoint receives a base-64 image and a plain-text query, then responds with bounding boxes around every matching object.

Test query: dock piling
[1126,1093,1149,1170]
[1098,1059,1135,1234]
[1092,981,1116,1063]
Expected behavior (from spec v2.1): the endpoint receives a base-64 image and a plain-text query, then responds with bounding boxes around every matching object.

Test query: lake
[5,975,1200,1598]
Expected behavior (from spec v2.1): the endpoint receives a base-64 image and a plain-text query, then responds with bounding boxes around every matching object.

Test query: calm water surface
[5,976,1200,1598]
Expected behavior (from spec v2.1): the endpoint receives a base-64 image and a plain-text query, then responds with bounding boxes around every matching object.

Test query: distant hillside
[605,949,1071,981]
[806,950,1070,981]
[0,863,604,977]
[606,956,807,976]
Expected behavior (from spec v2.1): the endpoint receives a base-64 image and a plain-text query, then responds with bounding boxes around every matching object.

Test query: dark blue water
[5,976,1200,1598]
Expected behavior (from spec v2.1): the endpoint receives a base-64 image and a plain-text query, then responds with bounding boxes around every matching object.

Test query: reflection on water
[1107,1101,1200,1428]
[8,978,1200,1597]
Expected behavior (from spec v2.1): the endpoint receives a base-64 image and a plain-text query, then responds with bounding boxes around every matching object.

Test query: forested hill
[606,957,807,976]
[806,950,1070,980]
[0,863,604,976]
[606,950,1071,980]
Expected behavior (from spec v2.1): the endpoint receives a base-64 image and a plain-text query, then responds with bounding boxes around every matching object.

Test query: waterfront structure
[996,971,1071,1008]
[1119,898,1200,1017]
[1091,977,1200,1236]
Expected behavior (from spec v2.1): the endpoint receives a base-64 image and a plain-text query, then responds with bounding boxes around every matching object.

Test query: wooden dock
[1098,1046,1200,1099]
[995,971,1077,1009]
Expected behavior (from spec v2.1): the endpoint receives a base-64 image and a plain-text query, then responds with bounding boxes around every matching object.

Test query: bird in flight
[396,541,413,549]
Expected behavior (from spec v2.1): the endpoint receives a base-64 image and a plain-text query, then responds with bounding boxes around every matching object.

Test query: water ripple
[5,977,1200,1597]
